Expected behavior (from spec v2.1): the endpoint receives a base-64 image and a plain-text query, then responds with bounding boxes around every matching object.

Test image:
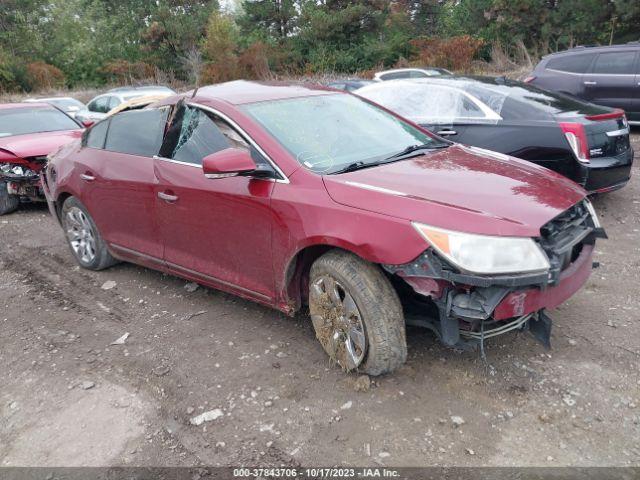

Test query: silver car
[75,86,176,124]
[373,67,453,81]
[24,96,85,118]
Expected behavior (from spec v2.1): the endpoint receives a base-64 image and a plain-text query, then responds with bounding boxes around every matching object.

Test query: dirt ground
[1,133,639,468]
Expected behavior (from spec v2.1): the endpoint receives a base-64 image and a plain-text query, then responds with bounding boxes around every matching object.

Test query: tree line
[1,0,639,92]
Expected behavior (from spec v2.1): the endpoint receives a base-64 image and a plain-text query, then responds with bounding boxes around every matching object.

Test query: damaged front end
[384,200,606,352]
[0,157,47,202]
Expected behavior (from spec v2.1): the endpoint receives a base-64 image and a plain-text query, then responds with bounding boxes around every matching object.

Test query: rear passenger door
[583,50,638,112]
[632,53,640,122]
[78,108,168,261]
[539,53,595,96]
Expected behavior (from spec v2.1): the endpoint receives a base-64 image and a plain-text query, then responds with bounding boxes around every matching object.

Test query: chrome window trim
[545,68,582,75]
[546,68,637,77]
[584,72,637,77]
[152,155,201,169]
[187,102,290,184]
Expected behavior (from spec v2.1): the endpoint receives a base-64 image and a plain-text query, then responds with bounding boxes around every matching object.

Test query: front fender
[270,173,428,310]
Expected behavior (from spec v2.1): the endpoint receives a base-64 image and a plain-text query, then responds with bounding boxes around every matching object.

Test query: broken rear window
[357,83,502,126]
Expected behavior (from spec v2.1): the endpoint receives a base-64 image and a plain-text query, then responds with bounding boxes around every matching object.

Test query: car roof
[359,78,466,92]
[89,87,173,102]
[362,75,514,88]
[0,102,53,110]
[543,42,640,58]
[188,80,337,106]
[375,67,447,75]
[108,85,174,93]
[328,78,371,83]
[107,93,173,116]
[24,96,77,102]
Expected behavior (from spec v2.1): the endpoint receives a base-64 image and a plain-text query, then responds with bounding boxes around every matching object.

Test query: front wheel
[309,250,407,376]
[61,196,118,270]
[0,181,20,215]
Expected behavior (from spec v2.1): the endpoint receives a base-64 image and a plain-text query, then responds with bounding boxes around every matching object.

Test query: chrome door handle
[79,173,95,181]
[583,81,597,86]
[437,129,457,136]
[157,191,178,202]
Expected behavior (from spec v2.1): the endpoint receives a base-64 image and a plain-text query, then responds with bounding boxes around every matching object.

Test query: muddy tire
[61,196,118,271]
[0,181,20,215]
[309,250,407,376]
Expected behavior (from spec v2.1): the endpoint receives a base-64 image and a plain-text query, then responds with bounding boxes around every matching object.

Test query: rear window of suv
[546,54,596,73]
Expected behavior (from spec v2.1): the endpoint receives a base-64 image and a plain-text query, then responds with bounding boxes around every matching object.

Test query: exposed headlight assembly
[412,222,550,275]
[0,163,36,177]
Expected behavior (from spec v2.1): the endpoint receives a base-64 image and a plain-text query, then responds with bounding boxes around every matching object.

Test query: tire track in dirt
[1,244,130,322]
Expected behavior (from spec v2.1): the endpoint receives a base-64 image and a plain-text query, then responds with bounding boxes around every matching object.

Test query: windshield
[47,98,85,110]
[0,107,80,137]
[243,94,441,174]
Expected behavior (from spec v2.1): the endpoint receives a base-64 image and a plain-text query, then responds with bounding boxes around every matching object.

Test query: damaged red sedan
[43,81,606,375]
[0,103,84,215]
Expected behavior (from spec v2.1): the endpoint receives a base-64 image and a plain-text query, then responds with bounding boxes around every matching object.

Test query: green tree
[142,0,218,74]
[202,11,239,81]
[239,0,298,41]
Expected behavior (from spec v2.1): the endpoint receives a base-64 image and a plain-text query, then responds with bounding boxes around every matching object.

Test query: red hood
[0,129,83,160]
[322,145,585,238]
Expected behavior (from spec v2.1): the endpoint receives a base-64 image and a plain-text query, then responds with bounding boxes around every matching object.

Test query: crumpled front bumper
[384,230,600,350]
[493,244,593,320]
[0,171,43,199]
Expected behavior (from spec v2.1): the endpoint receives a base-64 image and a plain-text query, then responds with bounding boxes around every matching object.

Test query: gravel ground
[0,132,639,467]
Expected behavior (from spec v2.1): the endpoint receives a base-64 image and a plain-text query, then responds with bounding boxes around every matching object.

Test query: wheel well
[55,192,72,222]
[284,245,336,313]
[284,245,389,313]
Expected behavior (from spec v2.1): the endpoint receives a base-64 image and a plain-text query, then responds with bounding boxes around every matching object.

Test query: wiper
[385,143,449,161]
[330,143,450,175]
[331,161,369,174]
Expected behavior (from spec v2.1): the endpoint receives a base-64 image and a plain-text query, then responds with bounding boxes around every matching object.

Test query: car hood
[0,130,83,159]
[322,145,585,238]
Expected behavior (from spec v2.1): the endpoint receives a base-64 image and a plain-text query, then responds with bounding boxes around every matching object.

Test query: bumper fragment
[493,244,593,320]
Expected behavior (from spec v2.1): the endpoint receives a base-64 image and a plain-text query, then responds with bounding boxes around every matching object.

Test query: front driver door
[154,104,277,302]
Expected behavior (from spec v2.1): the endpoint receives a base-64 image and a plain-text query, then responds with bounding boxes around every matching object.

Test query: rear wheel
[309,250,407,375]
[0,181,20,215]
[61,196,118,270]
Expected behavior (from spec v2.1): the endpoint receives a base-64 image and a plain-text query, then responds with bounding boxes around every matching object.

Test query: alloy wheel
[65,206,97,264]
[310,275,367,370]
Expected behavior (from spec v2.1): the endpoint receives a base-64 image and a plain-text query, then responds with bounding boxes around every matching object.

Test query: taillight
[559,122,589,164]
[523,76,536,83]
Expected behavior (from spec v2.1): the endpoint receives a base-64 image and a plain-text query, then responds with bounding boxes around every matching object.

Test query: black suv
[526,43,640,124]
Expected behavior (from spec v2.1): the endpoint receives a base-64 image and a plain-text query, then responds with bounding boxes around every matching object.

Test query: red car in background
[0,103,84,215]
[43,81,606,375]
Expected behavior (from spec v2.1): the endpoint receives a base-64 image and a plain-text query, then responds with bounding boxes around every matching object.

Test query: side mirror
[81,119,95,128]
[202,148,257,179]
